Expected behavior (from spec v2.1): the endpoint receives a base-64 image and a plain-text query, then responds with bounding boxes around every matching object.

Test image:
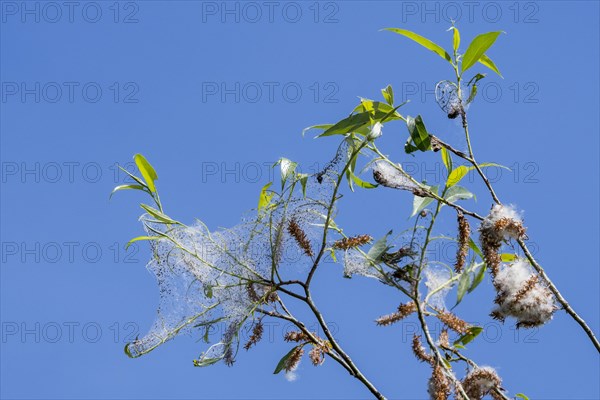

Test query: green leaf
[406,115,431,152]
[134,154,158,193]
[258,182,273,211]
[446,165,470,187]
[515,394,530,400]
[125,235,159,250]
[447,162,508,187]
[298,173,309,198]
[453,326,483,347]
[303,124,333,137]
[461,31,503,73]
[468,264,486,293]
[456,271,471,306]
[444,185,474,204]
[385,28,452,63]
[349,170,378,189]
[367,230,393,263]
[468,238,484,259]
[382,85,394,105]
[319,112,372,137]
[441,147,453,172]
[466,84,478,105]
[452,26,460,53]
[411,185,437,217]
[273,346,302,374]
[110,184,146,199]
[140,204,178,224]
[353,100,403,122]
[501,253,517,262]
[478,53,502,77]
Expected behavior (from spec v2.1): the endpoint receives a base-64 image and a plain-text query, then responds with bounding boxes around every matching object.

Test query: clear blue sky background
[1,1,599,399]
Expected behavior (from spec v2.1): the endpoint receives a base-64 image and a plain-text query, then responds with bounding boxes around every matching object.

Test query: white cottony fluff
[492,260,555,327]
[343,249,382,280]
[424,266,452,310]
[285,371,298,382]
[372,160,417,190]
[480,204,523,240]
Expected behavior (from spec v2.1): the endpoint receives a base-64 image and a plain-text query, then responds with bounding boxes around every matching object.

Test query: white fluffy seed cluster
[492,261,555,328]
[480,204,524,242]
[462,366,501,399]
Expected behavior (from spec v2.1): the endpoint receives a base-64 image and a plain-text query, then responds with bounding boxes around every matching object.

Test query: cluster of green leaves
[111,154,181,249]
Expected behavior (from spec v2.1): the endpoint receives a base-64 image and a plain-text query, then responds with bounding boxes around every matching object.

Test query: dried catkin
[333,234,373,250]
[455,213,471,273]
[284,331,308,343]
[428,364,451,400]
[244,321,264,350]
[436,311,470,334]
[412,334,433,364]
[288,218,314,257]
[375,302,417,326]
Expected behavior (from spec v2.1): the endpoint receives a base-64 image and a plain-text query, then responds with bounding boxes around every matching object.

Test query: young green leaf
[515,394,530,400]
[319,112,372,137]
[406,115,431,152]
[447,162,508,187]
[461,31,503,73]
[134,154,158,193]
[446,165,470,187]
[451,26,460,53]
[456,270,471,306]
[478,53,502,77]
[367,230,393,263]
[140,204,178,224]
[349,170,378,189]
[444,185,474,204]
[125,235,159,250]
[385,28,452,63]
[382,85,394,106]
[468,238,484,259]
[411,185,437,217]
[110,184,146,199]
[453,326,483,346]
[468,264,486,293]
[441,147,453,172]
[303,124,333,137]
[258,182,274,211]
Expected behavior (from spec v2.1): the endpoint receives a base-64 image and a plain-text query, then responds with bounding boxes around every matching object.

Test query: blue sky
[1,1,599,399]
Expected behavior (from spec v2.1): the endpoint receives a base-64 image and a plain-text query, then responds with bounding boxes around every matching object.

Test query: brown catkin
[438,329,450,348]
[412,334,433,364]
[375,302,417,326]
[284,347,304,372]
[437,311,470,335]
[284,331,308,343]
[244,321,264,350]
[309,346,325,366]
[288,218,314,257]
[455,213,471,273]
[428,364,451,400]
[333,234,373,250]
